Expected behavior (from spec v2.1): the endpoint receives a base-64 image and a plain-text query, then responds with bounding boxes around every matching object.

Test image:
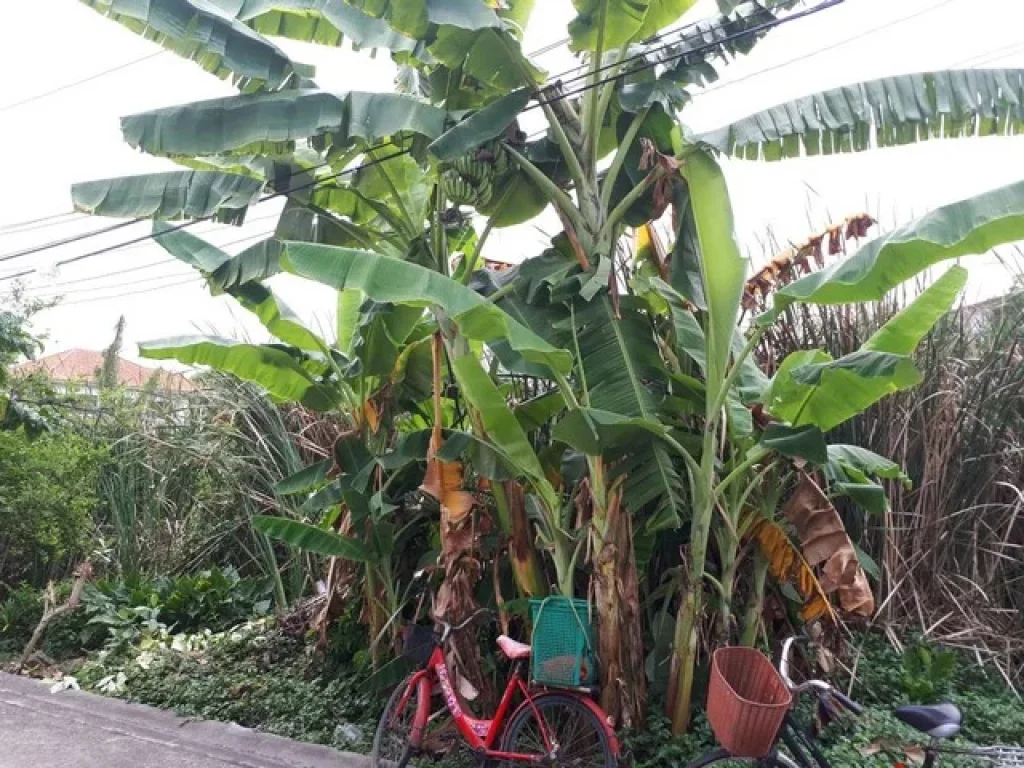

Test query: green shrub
[0,429,105,587]
[81,567,273,651]
[0,584,43,651]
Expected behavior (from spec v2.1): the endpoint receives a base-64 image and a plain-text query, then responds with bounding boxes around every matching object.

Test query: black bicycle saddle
[893,703,962,739]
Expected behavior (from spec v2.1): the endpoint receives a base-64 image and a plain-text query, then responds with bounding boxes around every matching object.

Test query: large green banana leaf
[355,0,500,40]
[78,0,304,90]
[429,88,531,161]
[427,25,543,104]
[72,171,263,223]
[450,354,560,514]
[568,0,699,52]
[122,90,447,158]
[768,178,1024,315]
[152,224,323,350]
[140,336,338,410]
[616,1,790,115]
[231,0,421,53]
[575,298,687,528]
[253,516,369,561]
[763,266,968,430]
[278,242,573,374]
[682,149,746,417]
[701,69,1024,160]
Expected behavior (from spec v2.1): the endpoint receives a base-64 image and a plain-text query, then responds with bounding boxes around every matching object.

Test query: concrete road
[0,672,368,768]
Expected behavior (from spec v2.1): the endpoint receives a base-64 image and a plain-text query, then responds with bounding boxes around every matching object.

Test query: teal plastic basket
[529,597,597,688]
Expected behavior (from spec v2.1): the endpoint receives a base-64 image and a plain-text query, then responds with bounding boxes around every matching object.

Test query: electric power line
[26,229,277,298]
[0,51,165,112]
[691,0,960,100]
[0,212,80,234]
[52,144,410,271]
[3,0,846,289]
[525,0,845,112]
[948,40,1024,69]
[2,2,819,249]
[59,276,206,307]
[0,218,143,264]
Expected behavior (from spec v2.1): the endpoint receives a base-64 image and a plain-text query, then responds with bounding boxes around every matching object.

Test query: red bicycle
[371,608,620,768]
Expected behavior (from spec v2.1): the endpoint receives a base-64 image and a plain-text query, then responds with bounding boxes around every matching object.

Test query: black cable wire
[26,230,277,299]
[537,0,830,98]
[0,212,80,234]
[0,268,35,282]
[0,218,142,263]
[53,144,409,269]
[526,0,845,111]
[693,0,958,99]
[59,276,205,307]
[0,51,166,112]
[2,0,844,287]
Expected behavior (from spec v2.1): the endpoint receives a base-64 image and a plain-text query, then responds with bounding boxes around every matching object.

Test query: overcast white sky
[1,0,1023,363]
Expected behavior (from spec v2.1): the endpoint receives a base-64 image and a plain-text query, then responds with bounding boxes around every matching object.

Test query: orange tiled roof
[11,348,195,392]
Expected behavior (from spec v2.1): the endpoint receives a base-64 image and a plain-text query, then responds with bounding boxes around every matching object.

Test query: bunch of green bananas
[441,140,510,208]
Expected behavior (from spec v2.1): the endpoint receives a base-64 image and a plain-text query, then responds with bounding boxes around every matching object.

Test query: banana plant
[73,0,1024,735]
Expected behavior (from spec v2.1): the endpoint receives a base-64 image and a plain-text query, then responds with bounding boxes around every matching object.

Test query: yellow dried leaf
[420,432,474,525]
[751,515,838,624]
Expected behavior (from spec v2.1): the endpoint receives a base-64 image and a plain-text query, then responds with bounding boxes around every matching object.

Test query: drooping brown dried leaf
[742,214,875,310]
[782,474,875,617]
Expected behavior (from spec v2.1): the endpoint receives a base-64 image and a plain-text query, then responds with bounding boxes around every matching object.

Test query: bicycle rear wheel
[686,747,803,768]
[500,693,614,768]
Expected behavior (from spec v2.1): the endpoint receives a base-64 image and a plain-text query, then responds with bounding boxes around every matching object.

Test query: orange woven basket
[706,647,793,758]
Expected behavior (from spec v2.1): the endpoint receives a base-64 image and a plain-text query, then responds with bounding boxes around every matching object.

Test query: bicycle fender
[409,673,433,748]
[507,692,621,757]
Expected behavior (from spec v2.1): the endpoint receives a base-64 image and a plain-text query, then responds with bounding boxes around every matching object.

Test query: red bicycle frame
[399,644,619,764]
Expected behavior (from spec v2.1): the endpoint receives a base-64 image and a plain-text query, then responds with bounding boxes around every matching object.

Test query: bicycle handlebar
[435,608,492,642]
[778,634,863,717]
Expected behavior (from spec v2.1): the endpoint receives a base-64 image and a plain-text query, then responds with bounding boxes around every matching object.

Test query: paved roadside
[0,672,369,768]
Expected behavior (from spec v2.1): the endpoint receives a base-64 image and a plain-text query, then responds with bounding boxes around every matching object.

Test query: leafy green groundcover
[77,619,383,753]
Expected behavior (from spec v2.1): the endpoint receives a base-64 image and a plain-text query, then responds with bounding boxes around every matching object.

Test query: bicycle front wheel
[371,675,422,768]
[686,747,803,768]
[500,693,615,768]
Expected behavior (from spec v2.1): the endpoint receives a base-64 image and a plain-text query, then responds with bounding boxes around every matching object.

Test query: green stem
[599,106,649,213]
[583,0,610,177]
[432,183,447,275]
[602,166,664,239]
[741,551,769,648]
[505,145,586,235]
[570,302,591,407]
[461,209,500,285]
[485,282,518,304]
[708,326,767,427]
[533,93,591,204]
[375,156,415,239]
[593,41,630,152]
[552,369,581,411]
[714,445,769,499]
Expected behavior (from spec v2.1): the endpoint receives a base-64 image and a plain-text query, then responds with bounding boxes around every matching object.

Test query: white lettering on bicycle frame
[436,663,462,718]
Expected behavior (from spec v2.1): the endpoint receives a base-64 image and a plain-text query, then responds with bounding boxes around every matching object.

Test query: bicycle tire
[686,747,803,768]
[371,675,418,768]
[500,693,615,768]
